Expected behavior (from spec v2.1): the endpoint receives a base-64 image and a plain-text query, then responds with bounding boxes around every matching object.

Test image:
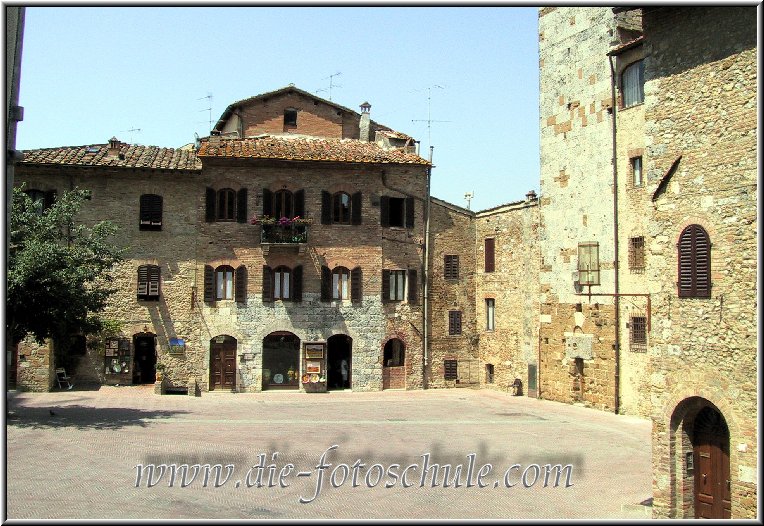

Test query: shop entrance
[210,335,237,391]
[132,334,157,384]
[327,334,352,390]
[262,332,300,390]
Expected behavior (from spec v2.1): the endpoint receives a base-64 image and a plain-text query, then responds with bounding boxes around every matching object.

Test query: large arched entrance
[132,332,157,384]
[262,332,300,390]
[693,405,731,518]
[327,334,352,390]
[210,335,237,391]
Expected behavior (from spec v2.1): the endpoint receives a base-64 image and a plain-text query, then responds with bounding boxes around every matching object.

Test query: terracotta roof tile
[197,136,430,165]
[20,143,202,171]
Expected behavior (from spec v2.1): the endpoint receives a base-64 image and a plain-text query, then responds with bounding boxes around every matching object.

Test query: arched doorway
[382,338,405,389]
[327,334,352,390]
[210,335,237,391]
[693,406,731,519]
[262,332,300,390]
[132,333,157,384]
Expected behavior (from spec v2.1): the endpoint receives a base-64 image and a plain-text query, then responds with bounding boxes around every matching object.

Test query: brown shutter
[679,225,711,298]
[321,266,332,302]
[351,192,362,225]
[351,266,362,303]
[405,197,415,228]
[203,265,215,302]
[262,265,273,303]
[321,191,331,224]
[380,196,390,227]
[235,265,247,303]
[205,188,215,222]
[137,266,149,296]
[262,188,273,217]
[148,265,160,296]
[694,227,711,298]
[294,189,305,218]
[237,188,248,223]
[407,269,418,304]
[292,265,303,302]
[381,269,391,302]
[485,238,495,272]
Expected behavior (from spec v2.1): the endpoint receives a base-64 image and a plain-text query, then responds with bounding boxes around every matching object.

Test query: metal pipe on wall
[608,54,621,415]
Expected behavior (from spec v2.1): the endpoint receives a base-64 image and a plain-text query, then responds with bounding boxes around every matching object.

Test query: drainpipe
[423,146,433,387]
[608,54,621,415]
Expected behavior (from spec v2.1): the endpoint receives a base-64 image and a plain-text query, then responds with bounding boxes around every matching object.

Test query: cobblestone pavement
[5,386,653,520]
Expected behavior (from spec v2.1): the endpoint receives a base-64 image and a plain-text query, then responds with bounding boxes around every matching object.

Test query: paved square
[6,387,652,519]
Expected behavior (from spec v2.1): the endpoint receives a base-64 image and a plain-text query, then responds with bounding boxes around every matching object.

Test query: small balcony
[261,223,309,244]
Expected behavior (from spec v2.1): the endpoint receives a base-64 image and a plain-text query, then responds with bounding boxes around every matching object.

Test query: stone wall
[474,197,540,394]
[640,7,758,519]
[14,337,55,391]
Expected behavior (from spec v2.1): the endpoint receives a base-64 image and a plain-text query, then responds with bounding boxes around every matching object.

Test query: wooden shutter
[321,266,332,302]
[205,188,216,222]
[449,311,462,335]
[678,225,711,298]
[203,265,215,302]
[294,189,305,218]
[380,196,390,227]
[407,269,418,304]
[148,265,160,297]
[292,265,303,302]
[485,238,495,272]
[137,266,149,296]
[262,265,273,303]
[445,255,459,280]
[235,265,247,303]
[236,188,248,223]
[405,197,415,228]
[140,194,162,227]
[262,188,273,216]
[351,266,362,303]
[321,191,331,224]
[444,360,458,381]
[381,269,391,302]
[351,192,362,225]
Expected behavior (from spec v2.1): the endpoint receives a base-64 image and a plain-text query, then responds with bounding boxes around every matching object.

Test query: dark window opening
[444,359,458,381]
[485,363,495,384]
[273,189,294,219]
[284,109,297,127]
[484,238,495,273]
[388,197,405,227]
[333,192,351,224]
[384,338,405,367]
[448,310,462,336]
[139,194,163,230]
[444,255,459,280]
[217,189,236,221]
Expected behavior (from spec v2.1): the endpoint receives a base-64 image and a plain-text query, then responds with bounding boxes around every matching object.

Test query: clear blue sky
[16,7,540,212]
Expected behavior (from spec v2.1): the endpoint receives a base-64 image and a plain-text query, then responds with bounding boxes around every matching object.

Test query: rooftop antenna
[120,127,142,144]
[318,72,342,101]
[197,92,213,132]
[464,191,474,210]
[411,84,450,152]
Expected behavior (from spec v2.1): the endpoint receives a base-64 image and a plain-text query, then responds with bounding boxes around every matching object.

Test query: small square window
[284,109,297,127]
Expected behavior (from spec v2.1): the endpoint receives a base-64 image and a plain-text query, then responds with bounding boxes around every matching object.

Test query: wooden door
[694,408,731,518]
[210,342,236,391]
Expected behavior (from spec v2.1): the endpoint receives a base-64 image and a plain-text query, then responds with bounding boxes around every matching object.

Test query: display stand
[302,342,327,393]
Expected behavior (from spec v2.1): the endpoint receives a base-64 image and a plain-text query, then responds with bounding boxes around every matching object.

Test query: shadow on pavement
[6,401,188,430]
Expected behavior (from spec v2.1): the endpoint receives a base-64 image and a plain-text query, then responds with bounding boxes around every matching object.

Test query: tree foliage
[7,186,125,347]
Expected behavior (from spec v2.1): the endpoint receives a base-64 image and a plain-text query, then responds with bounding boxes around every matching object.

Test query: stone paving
[5,386,653,520]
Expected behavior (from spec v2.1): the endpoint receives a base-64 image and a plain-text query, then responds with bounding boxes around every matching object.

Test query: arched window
[215,265,235,300]
[621,60,645,108]
[273,189,293,219]
[678,225,711,298]
[384,338,405,367]
[273,266,291,300]
[217,188,236,221]
[332,192,351,224]
[332,267,350,300]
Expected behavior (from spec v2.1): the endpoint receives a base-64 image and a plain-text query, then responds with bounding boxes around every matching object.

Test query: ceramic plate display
[273,373,284,384]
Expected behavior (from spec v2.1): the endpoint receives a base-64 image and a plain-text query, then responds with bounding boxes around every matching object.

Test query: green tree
[7,186,125,349]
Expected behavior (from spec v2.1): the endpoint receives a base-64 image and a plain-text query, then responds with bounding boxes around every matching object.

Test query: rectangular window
[333,269,349,300]
[448,310,462,336]
[284,109,297,127]
[444,359,458,381]
[137,265,160,300]
[388,270,406,301]
[631,156,643,187]
[444,255,459,280]
[578,242,600,285]
[484,238,495,273]
[486,298,495,331]
[621,59,645,108]
[139,194,162,230]
[388,197,405,227]
[630,315,647,351]
[628,236,645,272]
[216,267,234,300]
[380,196,414,228]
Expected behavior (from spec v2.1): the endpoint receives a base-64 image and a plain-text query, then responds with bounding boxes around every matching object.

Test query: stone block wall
[640,7,758,519]
[14,337,55,391]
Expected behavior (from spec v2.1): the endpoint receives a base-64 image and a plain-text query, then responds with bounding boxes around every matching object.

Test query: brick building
[538,6,757,519]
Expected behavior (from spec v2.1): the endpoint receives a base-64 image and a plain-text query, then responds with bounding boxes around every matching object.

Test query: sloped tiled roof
[197,136,430,165]
[20,143,202,171]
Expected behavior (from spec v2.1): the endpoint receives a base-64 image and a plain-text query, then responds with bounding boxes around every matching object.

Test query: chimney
[526,190,538,202]
[107,136,121,157]
[359,101,371,142]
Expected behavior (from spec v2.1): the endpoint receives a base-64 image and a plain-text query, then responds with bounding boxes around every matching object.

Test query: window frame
[444,255,459,280]
[216,188,236,221]
[273,189,294,219]
[485,298,495,331]
[332,266,351,301]
[215,265,235,300]
[273,266,292,301]
[629,315,647,351]
[388,270,406,302]
[284,108,298,127]
[621,59,645,108]
[628,236,645,272]
[448,310,463,336]
[631,156,643,187]
[332,192,351,224]
[577,242,600,286]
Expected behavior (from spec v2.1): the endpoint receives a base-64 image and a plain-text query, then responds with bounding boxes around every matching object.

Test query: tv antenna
[411,84,450,151]
[464,191,474,210]
[120,127,142,144]
[316,72,342,101]
[197,92,213,132]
